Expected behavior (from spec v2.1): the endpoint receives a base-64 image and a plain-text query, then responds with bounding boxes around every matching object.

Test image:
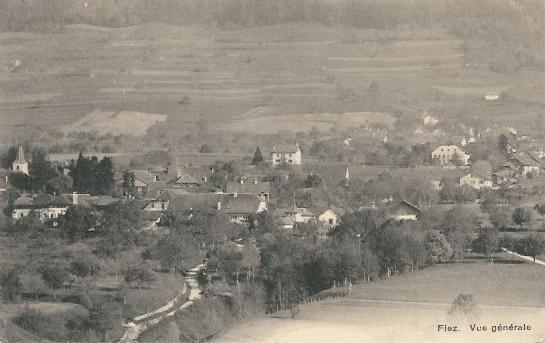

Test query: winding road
[118,263,205,343]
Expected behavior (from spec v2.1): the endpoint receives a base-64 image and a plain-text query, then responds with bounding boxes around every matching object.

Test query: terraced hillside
[1,23,543,143]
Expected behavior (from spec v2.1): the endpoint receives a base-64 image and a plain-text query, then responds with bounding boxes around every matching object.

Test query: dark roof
[133,170,160,185]
[391,200,422,215]
[174,172,199,185]
[166,193,264,215]
[272,145,299,153]
[510,152,542,167]
[155,188,190,201]
[14,194,71,208]
[63,193,118,208]
[225,181,271,194]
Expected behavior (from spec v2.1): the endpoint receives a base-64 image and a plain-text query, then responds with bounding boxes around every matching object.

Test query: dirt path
[118,263,205,343]
[502,248,545,266]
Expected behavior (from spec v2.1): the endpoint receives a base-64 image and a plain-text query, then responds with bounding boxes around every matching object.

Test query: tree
[60,205,98,241]
[251,146,264,165]
[39,264,70,300]
[121,170,137,198]
[20,274,47,303]
[425,230,453,263]
[519,234,545,262]
[512,207,532,229]
[471,227,499,261]
[497,134,508,153]
[0,265,22,302]
[1,146,18,169]
[123,265,155,289]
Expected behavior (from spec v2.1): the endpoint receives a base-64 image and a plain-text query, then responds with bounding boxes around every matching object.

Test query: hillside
[1,22,543,147]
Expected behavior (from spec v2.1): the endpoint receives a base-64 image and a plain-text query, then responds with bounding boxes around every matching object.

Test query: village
[0,0,544,342]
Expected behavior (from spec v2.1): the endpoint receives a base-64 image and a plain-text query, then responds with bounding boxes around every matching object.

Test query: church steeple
[12,144,29,175]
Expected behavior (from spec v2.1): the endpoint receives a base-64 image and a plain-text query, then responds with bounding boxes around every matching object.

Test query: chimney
[233,189,238,198]
[254,179,258,185]
[217,201,222,211]
[240,179,244,184]
[72,191,78,205]
[177,169,182,178]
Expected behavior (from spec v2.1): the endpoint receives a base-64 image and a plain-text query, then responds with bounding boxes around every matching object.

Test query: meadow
[217,260,545,343]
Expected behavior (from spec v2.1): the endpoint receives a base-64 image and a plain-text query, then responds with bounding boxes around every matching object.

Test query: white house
[459,173,493,190]
[318,206,345,229]
[12,194,70,222]
[431,145,470,166]
[271,144,302,165]
[387,200,421,221]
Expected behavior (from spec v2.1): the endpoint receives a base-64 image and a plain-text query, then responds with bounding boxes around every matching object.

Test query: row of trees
[69,152,114,195]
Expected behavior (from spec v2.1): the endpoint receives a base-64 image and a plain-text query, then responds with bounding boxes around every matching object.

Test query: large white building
[431,145,470,166]
[271,144,302,166]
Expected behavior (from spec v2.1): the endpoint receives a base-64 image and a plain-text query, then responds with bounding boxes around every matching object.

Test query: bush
[13,307,88,342]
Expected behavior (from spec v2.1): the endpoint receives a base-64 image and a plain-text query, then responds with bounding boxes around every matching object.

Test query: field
[217,260,545,343]
[1,23,543,145]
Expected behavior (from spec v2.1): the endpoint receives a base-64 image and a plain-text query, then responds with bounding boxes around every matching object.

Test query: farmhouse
[271,144,302,166]
[143,189,189,212]
[387,200,421,221]
[274,205,316,230]
[12,145,29,175]
[431,145,470,166]
[509,152,542,177]
[165,192,267,225]
[12,194,70,222]
[132,169,165,196]
[170,170,201,188]
[459,173,493,190]
[318,205,345,229]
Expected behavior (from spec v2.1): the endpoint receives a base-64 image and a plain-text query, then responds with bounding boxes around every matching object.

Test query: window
[329,218,334,224]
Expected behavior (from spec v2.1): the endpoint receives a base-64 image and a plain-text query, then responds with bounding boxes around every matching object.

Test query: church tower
[12,144,29,175]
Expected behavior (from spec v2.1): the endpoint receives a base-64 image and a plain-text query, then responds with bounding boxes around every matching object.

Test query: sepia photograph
[0,1,544,342]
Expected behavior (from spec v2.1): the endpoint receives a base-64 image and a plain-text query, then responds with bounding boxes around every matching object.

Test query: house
[431,145,470,166]
[318,205,345,229]
[170,170,201,188]
[224,179,271,202]
[143,189,189,212]
[271,144,302,165]
[509,152,542,177]
[12,145,29,175]
[273,205,316,229]
[423,115,439,126]
[387,200,421,221]
[165,192,267,225]
[485,94,500,101]
[12,194,71,222]
[459,173,493,190]
[130,169,167,199]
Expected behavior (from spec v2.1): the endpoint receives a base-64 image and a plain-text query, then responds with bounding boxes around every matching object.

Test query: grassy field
[1,23,543,145]
[217,260,545,343]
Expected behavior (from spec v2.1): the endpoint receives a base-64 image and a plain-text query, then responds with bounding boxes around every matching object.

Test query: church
[12,145,29,175]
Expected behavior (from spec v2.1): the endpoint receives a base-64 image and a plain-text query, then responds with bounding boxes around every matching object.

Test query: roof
[14,194,71,208]
[225,181,271,194]
[63,193,118,208]
[155,188,190,201]
[14,145,27,164]
[166,193,264,215]
[175,172,199,185]
[510,152,542,167]
[133,170,160,185]
[271,144,300,154]
[274,206,315,218]
[390,200,422,215]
